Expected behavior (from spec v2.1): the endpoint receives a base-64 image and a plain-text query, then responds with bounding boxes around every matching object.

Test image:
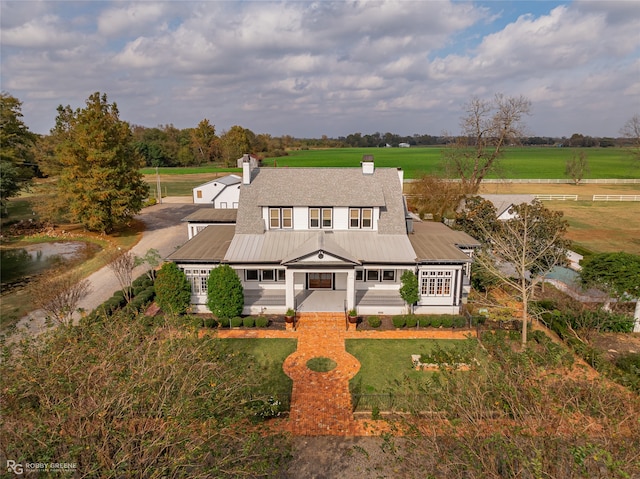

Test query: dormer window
[269,207,292,229]
[309,207,332,229]
[349,208,373,229]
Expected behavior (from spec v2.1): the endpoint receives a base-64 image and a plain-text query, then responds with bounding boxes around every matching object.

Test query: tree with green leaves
[580,252,640,332]
[459,200,570,346]
[0,92,37,214]
[443,93,531,194]
[220,125,253,167]
[49,92,149,233]
[207,265,244,318]
[155,262,191,315]
[400,270,419,314]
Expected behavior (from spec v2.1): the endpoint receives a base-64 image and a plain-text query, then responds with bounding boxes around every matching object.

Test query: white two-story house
[168,157,479,315]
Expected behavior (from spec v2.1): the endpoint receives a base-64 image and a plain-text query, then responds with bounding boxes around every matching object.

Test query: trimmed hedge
[230,316,244,328]
[255,316,269,328]
[243,317,255,328]
[392,315,406,328]
[405,315,418,328]
[367,316,381,328]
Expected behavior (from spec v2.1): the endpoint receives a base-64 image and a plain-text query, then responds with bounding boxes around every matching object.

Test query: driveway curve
[13,199,200,337]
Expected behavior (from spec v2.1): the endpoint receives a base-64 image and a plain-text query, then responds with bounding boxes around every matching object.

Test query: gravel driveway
[13,199,201,338]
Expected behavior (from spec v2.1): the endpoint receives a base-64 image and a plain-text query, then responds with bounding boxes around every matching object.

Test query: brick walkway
[217,314,476,436]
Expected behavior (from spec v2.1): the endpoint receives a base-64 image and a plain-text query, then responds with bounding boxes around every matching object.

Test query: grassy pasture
[263,147,639,179]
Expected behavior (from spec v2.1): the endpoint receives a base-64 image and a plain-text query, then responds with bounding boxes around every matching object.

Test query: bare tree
[108,250,136,303]
[443,94,531,194]
[33,273,91,325]
[467,201,569,346]
[620,113,640,163]
[565,151,590,185]
[407,175,464,221]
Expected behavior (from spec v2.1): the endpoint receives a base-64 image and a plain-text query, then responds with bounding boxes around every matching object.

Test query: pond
[0,241,102,292]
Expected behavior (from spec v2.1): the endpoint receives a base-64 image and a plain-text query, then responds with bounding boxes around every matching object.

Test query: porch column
[346,269,355,311]
[285,268,295,310]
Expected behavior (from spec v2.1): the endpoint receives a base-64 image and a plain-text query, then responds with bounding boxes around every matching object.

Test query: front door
[308,273,333,289]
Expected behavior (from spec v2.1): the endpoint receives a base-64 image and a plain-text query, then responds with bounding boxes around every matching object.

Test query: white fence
[534,194,578,201]
[404,178,640,184]
[592,195,640,202]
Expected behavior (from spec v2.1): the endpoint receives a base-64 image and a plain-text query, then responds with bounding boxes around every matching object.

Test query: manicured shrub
[440,317,453,328]
[230,316,243,328]
[132,274,153,295]
[418,316,431,327]
[405,315,417,328]
[204,317,218,328]
[452,315,467,328]
[430,317,442,328]
[155,262,191,315]
[255,316,269,328]
[243,317,255,328]
[218,317,230,328]
[392,315,406,328]
[207,265,244,319]
[367,316,381,328]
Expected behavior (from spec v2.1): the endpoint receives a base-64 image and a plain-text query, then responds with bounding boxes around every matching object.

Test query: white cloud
[0,0,638,138]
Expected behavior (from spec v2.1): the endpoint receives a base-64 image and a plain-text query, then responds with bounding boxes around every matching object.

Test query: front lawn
[346,338,476,393]
[219,338,297,396]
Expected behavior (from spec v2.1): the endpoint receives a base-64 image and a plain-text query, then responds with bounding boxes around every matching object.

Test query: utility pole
[155,166,162,204]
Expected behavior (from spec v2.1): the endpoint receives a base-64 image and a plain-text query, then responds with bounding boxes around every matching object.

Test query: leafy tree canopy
[580,252,640,299]
[155,262,191,315]
[207,265,244,318]
[0,92,37,210]
[50,92,149,232]
[399,270,419,312]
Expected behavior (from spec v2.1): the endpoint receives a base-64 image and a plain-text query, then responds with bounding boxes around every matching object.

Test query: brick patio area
[217,314,476,436]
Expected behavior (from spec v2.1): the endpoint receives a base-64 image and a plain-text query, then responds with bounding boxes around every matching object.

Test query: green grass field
[141,147,638,180]
[263,147,638,179]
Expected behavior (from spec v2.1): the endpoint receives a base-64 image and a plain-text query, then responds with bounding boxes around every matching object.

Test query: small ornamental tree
[207,265,244,319]
[155,262,191,315]
[400,270,419,314]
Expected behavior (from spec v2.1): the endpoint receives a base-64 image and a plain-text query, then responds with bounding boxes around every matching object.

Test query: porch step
[295,312,347,331]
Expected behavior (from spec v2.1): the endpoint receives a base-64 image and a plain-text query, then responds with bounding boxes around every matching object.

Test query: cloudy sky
[1,1,638,138]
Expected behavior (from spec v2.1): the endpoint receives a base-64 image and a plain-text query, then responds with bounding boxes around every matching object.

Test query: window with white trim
[269,207,293,229]
[349,208,373,229]
[322,208,332,228]
[366,269,379,281]
[382,270,395,281]
[182,268,211,295]
[309,207,332,229]
[246,269,259,281]
[421,270,452,296]
[309,208,320,228]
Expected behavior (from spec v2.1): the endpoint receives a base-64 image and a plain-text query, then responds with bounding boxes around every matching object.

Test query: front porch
[243,288,407,316]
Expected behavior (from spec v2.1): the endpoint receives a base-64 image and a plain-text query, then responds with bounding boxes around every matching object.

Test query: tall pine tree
[52,92,148,233]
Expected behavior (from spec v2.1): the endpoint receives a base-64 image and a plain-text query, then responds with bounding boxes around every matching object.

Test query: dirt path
[12,200,199,338]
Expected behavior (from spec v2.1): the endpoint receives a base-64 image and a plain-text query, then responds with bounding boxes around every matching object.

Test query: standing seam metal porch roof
[224,230,416,264]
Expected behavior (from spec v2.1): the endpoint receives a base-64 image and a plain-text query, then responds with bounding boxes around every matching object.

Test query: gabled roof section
[479,194,536,217]
[281,231,360,265]
[193,174,241,189]
[235,167,406,235]
[410,221,480,263]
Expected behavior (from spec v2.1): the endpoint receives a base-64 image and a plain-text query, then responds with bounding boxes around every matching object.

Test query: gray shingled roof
[166,225,235,263]
[235,167,407,235]
[182,209,237,223]
[409,221,479,263]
